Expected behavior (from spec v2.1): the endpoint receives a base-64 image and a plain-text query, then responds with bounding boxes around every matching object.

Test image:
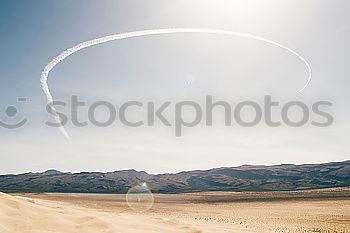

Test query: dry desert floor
[1,188,349,233]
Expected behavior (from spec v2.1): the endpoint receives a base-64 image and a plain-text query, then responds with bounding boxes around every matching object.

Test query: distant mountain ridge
[0,161,349,193]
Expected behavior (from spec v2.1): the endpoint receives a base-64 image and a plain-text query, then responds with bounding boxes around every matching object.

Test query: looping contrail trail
[40,28,312,142]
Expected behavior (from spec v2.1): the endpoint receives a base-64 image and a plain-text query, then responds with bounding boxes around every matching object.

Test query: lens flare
[126,183,154,212]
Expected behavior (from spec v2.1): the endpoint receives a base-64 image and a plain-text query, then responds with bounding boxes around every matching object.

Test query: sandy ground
[1,188,349,233]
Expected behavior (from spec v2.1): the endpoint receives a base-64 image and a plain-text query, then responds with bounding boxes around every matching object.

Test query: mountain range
[0,160,349,193]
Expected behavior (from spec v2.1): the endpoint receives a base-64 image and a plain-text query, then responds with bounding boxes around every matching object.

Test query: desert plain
[0,188,349,233]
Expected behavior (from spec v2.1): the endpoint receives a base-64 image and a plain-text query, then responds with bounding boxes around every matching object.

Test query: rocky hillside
[0,161,349,193]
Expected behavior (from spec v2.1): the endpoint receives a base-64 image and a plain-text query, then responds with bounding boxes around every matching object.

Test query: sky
[0,0,349,174]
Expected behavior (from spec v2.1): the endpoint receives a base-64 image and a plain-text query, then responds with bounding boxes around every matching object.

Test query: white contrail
[40,28,312,141]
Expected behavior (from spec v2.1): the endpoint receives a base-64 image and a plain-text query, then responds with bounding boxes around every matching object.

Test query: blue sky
[0,0,349,174]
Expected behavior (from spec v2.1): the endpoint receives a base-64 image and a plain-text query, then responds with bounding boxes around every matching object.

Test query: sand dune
[0,192,253,233]
[1,189,349,233]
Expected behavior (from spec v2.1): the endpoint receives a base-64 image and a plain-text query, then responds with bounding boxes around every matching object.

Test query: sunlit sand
[1,188,349,233]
